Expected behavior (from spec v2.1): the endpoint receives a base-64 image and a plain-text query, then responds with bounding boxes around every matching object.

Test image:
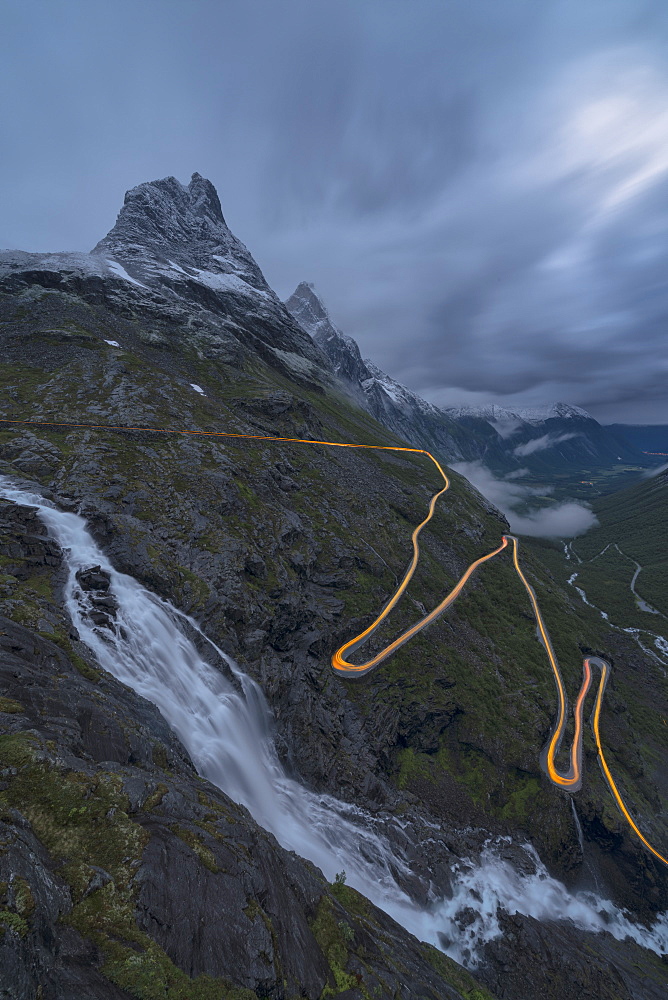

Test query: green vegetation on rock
[0,735,258,999]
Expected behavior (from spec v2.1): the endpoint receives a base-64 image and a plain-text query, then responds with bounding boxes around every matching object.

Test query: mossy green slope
[1,286,666,899]
[0,278,666,998]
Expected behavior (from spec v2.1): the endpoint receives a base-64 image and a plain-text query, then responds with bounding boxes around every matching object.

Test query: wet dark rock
[88,610,112,627]
[477,910,667,1000]
[90,594,118,611]
[243,629,267,655]
[82,866,113,898]
[244,552,266,579]
[76,566,111,592]
[455,907,478,929]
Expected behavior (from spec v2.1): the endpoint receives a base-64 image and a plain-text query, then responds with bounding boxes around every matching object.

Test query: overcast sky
[2,0,667,423]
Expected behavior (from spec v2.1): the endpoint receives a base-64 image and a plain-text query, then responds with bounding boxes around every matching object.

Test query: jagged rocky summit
[92,172,270,293]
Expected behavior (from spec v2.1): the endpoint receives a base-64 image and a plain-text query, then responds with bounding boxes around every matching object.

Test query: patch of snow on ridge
[106,259,148,289]
[211,254,236,268]
[190,384,205,395]
[192,268,269,299]
[364,375,403,406]
[104,340,120,348]
[167,259,187,274]
[515,403,593,422]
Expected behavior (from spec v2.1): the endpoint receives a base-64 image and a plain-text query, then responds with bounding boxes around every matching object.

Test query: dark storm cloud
[2,0,668,421]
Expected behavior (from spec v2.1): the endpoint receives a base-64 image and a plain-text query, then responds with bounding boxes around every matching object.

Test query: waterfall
[3,476,667,967]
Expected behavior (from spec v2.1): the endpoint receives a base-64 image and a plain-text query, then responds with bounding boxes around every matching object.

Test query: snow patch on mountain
[167,259,188,274]
[106,259,148,289]
[189,268,270,300]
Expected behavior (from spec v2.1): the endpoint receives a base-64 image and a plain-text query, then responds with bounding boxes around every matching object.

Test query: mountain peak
[286,282,330,325]
[91,172,270,289]
[285,281,370,385]
[286,281,351,345]
[187,171,226,225]
[93,173,229,259]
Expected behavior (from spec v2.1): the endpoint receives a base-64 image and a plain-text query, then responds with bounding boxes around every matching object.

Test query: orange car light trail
[0,415,665,867]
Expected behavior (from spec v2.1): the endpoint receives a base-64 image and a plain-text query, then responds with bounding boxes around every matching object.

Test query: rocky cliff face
[285,281,373,391]
[285,281,475,464]
[0,175,666,1000]
[92,173,265,285]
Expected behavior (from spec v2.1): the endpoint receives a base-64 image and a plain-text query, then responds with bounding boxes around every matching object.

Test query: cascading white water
[442,844,668,962]
[3,475,667,967]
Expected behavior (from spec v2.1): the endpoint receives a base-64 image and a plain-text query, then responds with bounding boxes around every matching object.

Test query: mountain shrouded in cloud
[285,280,649,491]
[2,0,668,421]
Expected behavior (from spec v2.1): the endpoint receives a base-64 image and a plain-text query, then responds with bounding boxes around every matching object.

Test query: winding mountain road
[1,416,666,868]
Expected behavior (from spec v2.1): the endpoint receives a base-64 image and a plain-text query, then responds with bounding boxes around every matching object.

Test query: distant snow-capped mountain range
[441,402,593,423]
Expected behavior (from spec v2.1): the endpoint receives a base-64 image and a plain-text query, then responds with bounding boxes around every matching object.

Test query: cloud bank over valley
[452,461,599,538]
